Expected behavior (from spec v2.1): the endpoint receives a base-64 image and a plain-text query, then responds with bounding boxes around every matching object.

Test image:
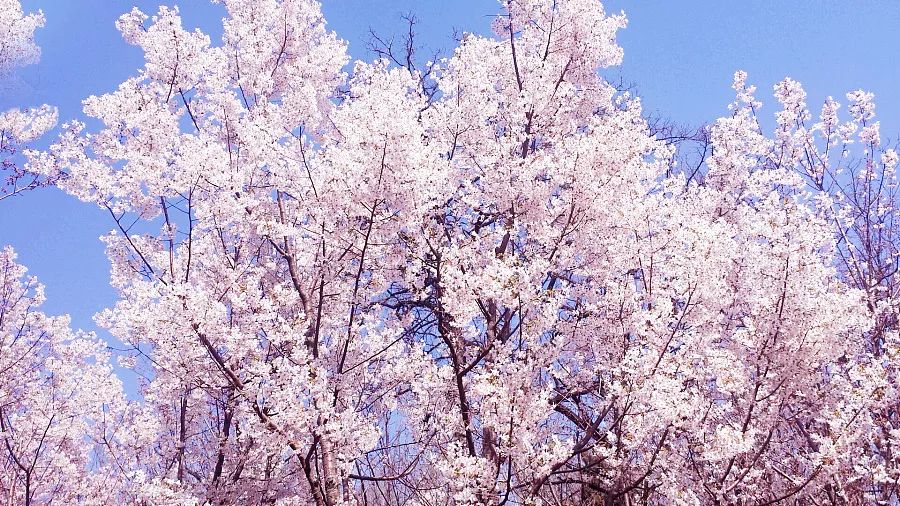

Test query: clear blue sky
[2,0,899,340]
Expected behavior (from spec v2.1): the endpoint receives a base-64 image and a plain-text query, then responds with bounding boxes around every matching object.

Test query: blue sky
[2,0,899,339]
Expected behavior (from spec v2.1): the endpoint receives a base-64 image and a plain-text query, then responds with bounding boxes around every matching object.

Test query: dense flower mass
[0,0,44,76]
[2,0,900,504]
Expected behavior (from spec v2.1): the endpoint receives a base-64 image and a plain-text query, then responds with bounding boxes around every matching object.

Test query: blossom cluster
[0,1,58,201]
[2,0,899,504]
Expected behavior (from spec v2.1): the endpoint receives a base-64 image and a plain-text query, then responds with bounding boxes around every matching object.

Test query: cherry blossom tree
[1,6,123,505]
[697,73,900,504]
[4,0,896,504]
[0,0,58,201]
[0,248,125,505]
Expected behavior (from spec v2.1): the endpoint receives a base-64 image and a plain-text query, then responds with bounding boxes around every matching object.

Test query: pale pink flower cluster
[0,0,44,76]
[1,0,899,504]
[0,104,57,143]
[0,2,57,201]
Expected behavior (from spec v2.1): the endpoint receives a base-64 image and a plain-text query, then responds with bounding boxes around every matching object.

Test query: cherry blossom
[0,0,58,201]
[5,0,898,504]
[0,0,44,76]
[0,247,125,504]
